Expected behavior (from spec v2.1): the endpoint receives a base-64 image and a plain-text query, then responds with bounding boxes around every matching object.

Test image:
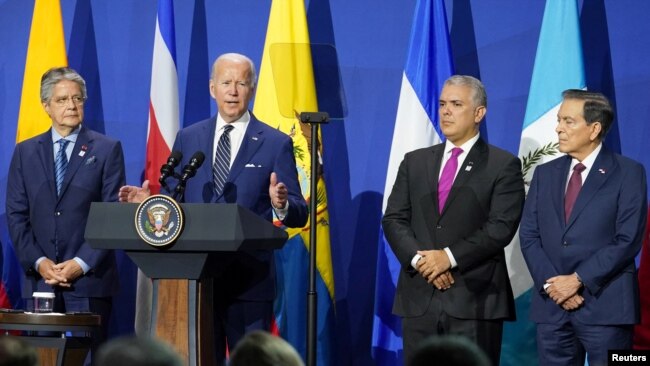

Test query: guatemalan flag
[135,0,180,335]
[501,1,585,364]
[371,0,453,365]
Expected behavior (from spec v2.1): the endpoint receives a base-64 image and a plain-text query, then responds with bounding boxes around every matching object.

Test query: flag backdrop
[502,0,586,364]
[134,0,180,335]
[253,0,335,364]
[1,0,68,310]
[15,0,68,143]
[371,0,453,364]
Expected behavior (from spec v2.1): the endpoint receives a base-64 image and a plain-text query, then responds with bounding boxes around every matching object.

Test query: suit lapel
[427,144,444,219]
[553,156,572,225]
[228,116,265,183]
[36,130,57,198]
[59,127,92,199]
[566,148,616,228]
[441,138,487,215]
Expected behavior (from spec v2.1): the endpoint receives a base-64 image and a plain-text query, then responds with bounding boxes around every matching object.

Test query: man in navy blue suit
[119,53,307,362]
[6,67,125,360]
[520,90,647,366]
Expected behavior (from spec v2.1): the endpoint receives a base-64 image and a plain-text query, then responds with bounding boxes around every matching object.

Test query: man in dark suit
[119,53,307,362]
[6,67,125,359]
[520,90,647,366]
[382,75,525,365]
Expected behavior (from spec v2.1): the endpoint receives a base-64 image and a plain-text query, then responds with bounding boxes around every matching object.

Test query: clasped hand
[38,258,83,288]
[546,274,584,311]
[416,249,454,290]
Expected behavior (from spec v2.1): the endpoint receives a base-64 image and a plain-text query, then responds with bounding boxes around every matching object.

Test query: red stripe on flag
[0,283,11,309]
[145,100,171,195]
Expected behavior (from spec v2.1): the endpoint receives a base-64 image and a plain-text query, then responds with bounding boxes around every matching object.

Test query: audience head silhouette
[0,336,38,366]
[409,335,491,366]
[94,336,182,366]
[229,330,304,366]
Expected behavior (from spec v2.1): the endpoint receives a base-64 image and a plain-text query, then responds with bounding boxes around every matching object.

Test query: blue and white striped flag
[371,1,453,364]
[502,1,585,364]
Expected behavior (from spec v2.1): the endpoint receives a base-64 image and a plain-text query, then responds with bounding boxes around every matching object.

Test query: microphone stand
[299,111,329,366]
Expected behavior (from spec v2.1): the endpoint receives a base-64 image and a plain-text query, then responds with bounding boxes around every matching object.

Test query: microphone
[178,151,205,184]
[159,150,183,186]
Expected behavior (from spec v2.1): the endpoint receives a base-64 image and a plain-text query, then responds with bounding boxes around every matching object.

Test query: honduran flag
[253,0,336,364]
[371,0,453,364]
[502,1,586,364]
[135,0,180,335]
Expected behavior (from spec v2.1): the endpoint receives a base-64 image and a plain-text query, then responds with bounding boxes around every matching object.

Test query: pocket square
[245,163,256,168]
[85,156,97,165]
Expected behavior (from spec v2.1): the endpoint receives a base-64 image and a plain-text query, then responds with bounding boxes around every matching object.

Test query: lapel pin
[465,166,472,171]
[598,168,606,174]
[79,144,88,157]
[252,136,258,141]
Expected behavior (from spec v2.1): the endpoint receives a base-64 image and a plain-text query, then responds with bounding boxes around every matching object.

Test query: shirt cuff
[444,247,457,268]
[273,201,290,220]
[411,254,422,269]
[73,257,90,274]
[35,256,46,271]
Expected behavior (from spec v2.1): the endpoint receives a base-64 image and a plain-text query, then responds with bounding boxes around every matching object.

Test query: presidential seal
[135,194,184,247]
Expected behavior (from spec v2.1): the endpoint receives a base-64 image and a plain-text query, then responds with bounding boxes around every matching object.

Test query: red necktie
[564,163,586,223]
[438,147,463,213]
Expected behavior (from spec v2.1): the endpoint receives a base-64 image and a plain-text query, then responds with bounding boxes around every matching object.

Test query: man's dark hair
[410,335,491,366]
[562,89,614,140]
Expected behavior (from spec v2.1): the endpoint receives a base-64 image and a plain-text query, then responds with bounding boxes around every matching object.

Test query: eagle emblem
[146,204,175,237]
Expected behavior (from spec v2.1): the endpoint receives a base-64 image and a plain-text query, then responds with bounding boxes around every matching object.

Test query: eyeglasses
[51,95,86,106]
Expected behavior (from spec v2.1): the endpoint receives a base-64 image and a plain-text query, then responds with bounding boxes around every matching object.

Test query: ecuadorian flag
[253,0,335,364]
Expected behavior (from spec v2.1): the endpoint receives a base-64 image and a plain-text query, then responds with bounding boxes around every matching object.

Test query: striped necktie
[213,124,234,196]
[55,139,70,196]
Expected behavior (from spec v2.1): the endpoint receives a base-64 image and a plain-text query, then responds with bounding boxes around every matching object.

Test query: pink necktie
[438,147,463,213]
[564,163,586,223]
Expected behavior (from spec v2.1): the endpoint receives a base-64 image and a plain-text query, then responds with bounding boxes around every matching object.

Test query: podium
[85,202,288,366]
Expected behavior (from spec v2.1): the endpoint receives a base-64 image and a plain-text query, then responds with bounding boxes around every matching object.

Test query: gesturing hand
[269,172,288,209]
[119,180,151,203]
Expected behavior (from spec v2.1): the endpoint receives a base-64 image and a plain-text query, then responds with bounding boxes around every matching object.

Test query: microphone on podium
[159,151,183,190]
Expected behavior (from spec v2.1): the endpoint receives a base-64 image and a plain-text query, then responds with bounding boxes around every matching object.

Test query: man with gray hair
[119,53,307,364]
[6,67,125,363]
[383,75,525,365]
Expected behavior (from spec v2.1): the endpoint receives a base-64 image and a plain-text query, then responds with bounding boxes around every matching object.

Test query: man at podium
[119,53,307,362]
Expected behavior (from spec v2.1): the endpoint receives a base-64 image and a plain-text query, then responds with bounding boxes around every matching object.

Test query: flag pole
[299,111,329,366]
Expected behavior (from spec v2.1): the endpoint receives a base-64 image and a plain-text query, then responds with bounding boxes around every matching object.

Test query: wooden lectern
[85,202,288,366]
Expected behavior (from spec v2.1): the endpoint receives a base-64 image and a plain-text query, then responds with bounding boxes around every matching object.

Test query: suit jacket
[6,126,125,298]
[520,147,647,325]
[167,113,307,301]
[383,138,524,320]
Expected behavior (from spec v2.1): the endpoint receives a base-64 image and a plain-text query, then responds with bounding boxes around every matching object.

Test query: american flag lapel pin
[598,168,606,174]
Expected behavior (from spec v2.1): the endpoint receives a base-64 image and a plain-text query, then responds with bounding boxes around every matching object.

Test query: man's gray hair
[211,53,258,88]
[40,67,87,102]
[444,75,487,108]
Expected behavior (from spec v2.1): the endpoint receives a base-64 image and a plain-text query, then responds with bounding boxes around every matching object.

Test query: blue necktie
[55,139,70,196]
[213,125,234,196]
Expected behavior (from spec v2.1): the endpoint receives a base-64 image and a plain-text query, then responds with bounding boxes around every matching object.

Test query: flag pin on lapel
[598,168,606,174]
[252,136,258,141]
[465,161,473,171]
[78,144,88,157]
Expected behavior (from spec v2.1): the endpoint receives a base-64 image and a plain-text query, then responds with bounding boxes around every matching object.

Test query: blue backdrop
[1,1,650,365]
